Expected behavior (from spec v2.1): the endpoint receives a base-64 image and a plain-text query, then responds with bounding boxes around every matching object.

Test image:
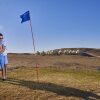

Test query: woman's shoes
[2,78,6,81]
[2,77,7,81]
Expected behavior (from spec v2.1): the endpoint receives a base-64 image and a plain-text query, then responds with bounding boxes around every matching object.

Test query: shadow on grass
[2,78,100,100]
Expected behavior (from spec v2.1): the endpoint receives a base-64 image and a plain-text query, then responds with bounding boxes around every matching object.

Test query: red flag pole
[29,12,39,81]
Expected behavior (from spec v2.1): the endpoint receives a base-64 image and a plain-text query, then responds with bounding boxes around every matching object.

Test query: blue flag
[20,11,30,23]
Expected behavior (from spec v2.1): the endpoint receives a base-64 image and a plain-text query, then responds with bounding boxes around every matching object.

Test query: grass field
[0,54,100,100]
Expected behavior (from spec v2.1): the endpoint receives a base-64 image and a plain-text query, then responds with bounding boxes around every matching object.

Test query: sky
[0,0,100,53]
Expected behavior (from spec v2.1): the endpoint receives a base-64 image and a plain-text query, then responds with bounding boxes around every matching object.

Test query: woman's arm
[0,45,6,53]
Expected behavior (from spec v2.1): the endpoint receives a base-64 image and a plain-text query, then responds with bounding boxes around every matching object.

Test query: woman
[0,33,8,81]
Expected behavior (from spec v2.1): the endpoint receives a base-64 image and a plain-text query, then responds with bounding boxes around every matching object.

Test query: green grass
[0,67,99,100]
[40,67,100,80]
[4,54,100,99]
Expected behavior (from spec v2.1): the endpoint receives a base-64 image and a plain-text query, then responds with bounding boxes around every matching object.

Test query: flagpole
[29,12,39,81]
[29,17,35,53]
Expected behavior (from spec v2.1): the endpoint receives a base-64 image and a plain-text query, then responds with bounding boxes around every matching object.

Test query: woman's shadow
[2,78,100,100]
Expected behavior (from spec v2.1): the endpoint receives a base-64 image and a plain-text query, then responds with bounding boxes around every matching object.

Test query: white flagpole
[29,14,35,53]
[29,12,39,81]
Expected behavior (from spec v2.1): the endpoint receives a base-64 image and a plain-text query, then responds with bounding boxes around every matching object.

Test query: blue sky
[0,0,100,53]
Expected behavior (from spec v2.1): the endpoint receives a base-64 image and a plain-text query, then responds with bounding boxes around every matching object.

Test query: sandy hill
[54,48,100,57]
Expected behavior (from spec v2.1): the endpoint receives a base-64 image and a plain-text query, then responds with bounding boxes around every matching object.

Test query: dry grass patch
[0,67,100,100]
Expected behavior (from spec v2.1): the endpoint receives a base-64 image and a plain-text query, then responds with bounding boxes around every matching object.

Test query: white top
[0,40,7,55]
